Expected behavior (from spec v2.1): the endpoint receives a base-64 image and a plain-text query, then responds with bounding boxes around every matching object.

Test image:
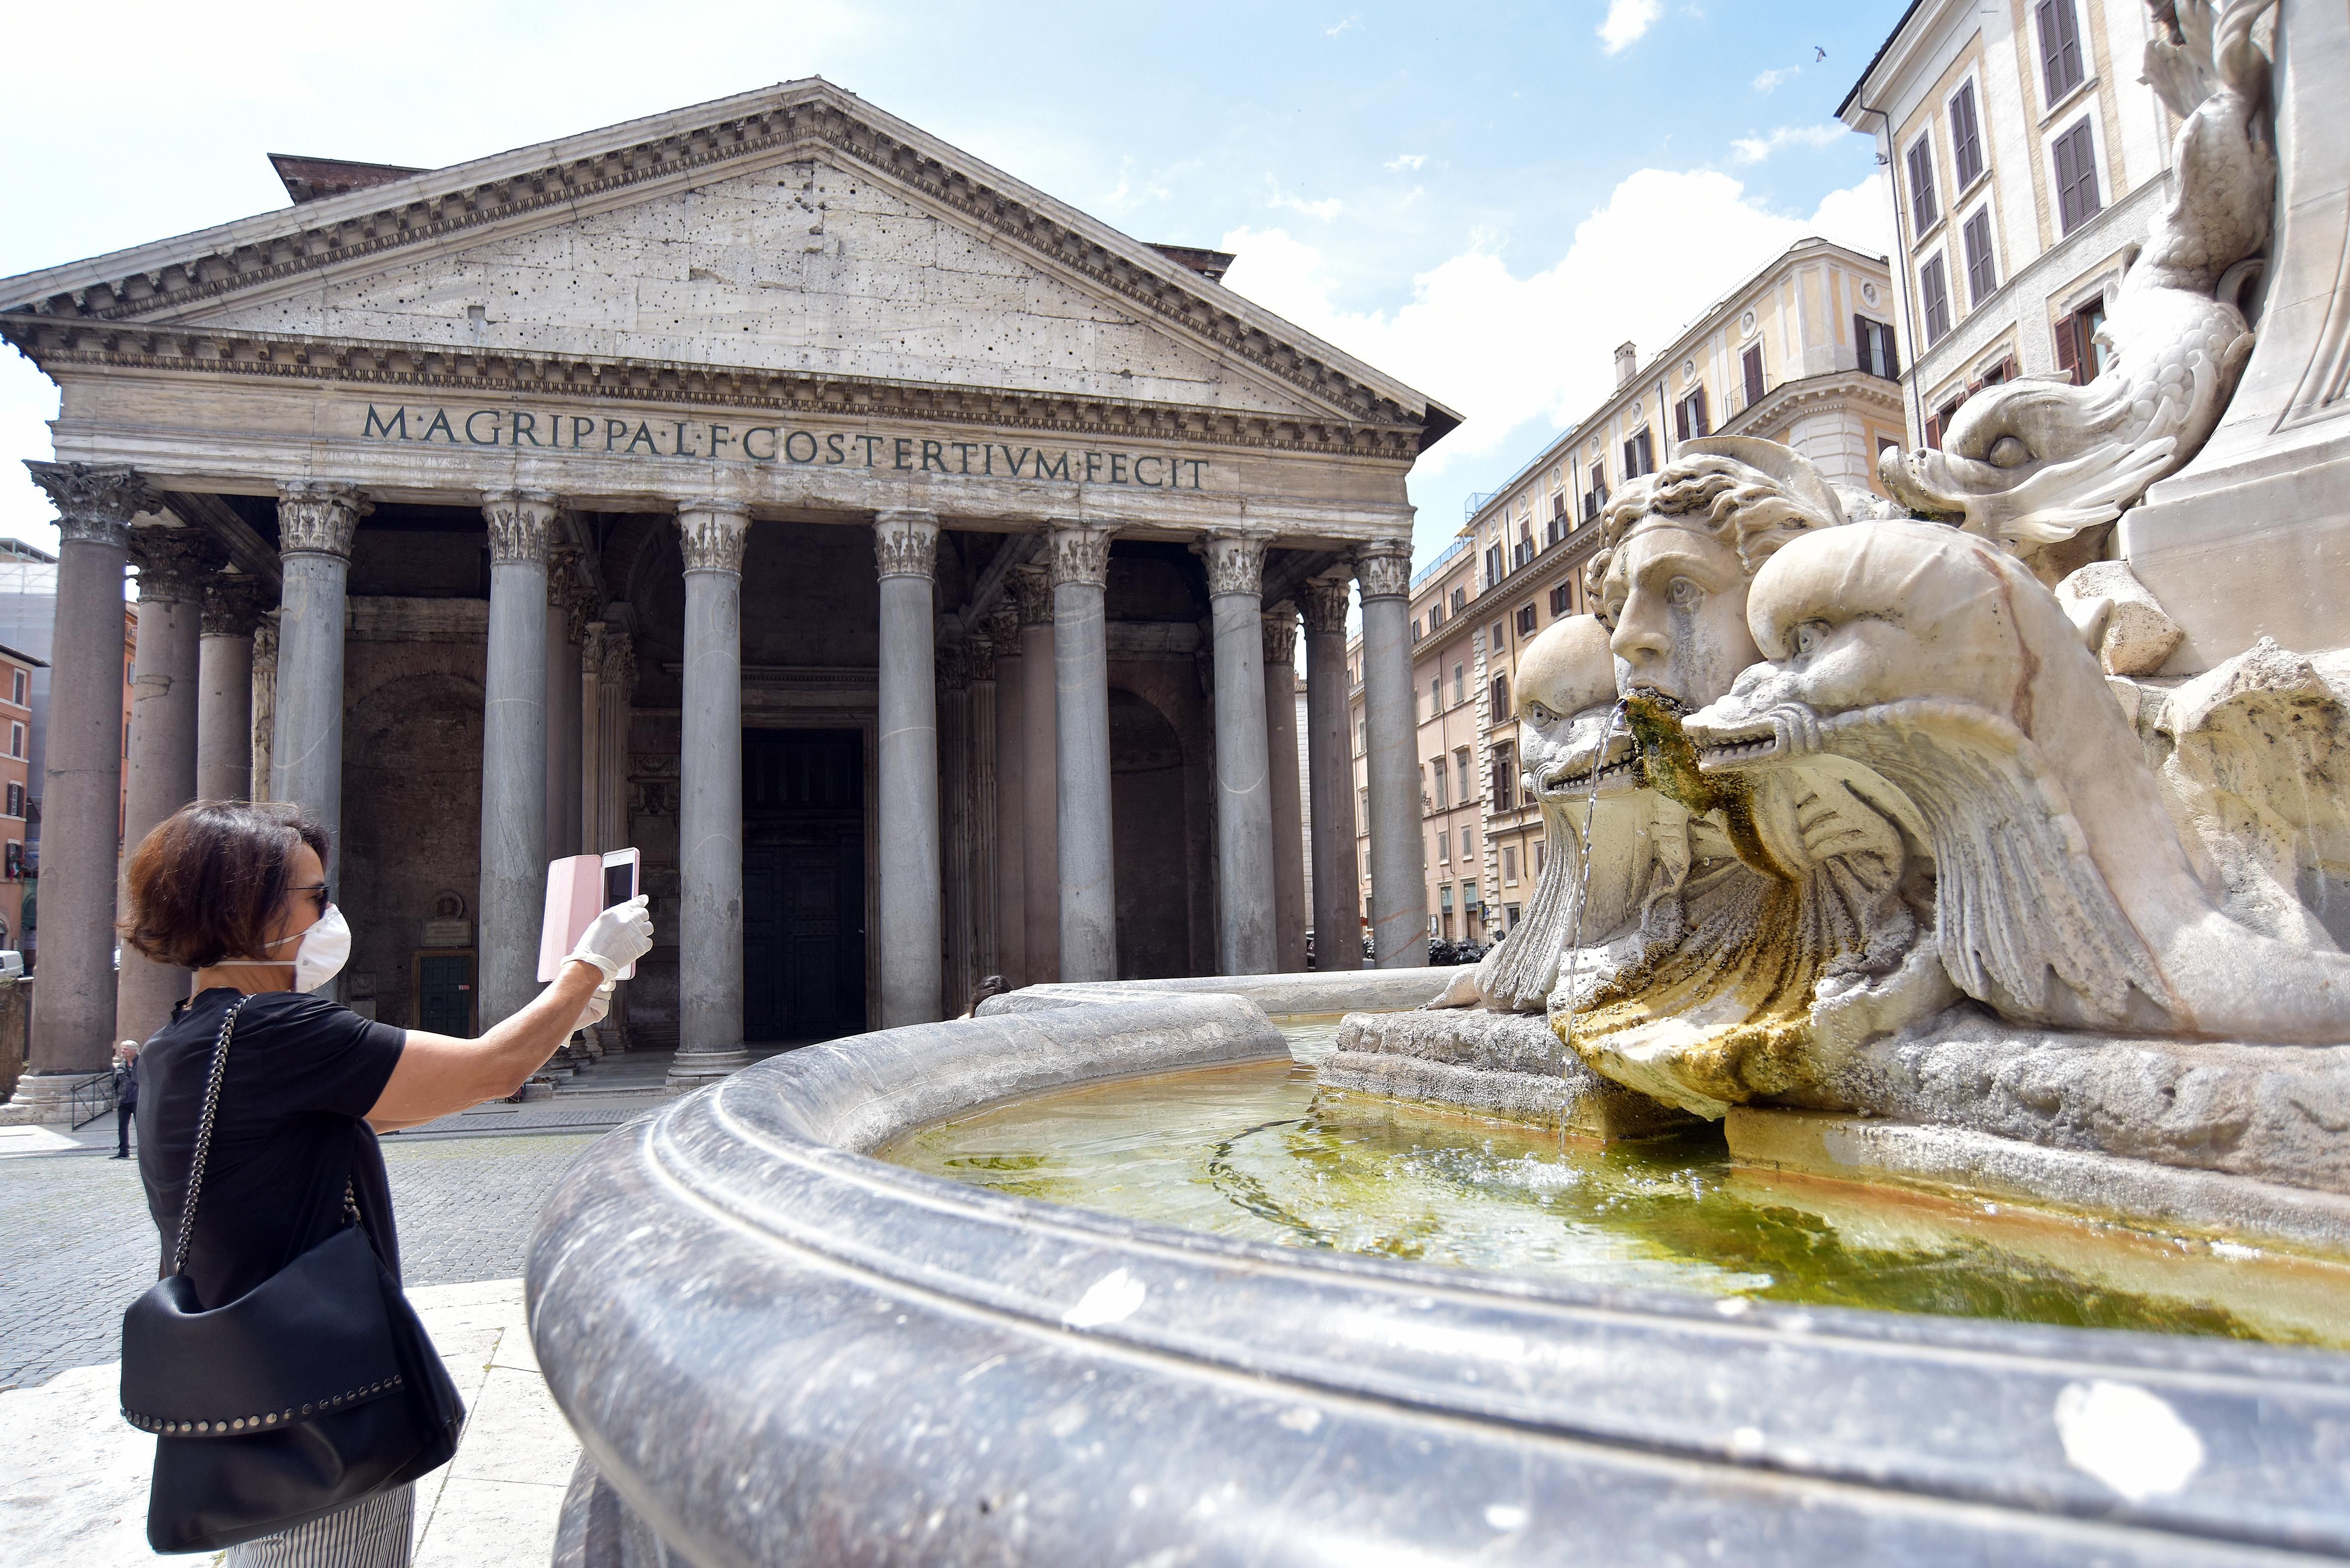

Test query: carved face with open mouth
[1512,614,1643,805]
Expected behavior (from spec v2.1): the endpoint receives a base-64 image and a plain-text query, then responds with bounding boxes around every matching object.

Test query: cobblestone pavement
[0,1129,616,1392]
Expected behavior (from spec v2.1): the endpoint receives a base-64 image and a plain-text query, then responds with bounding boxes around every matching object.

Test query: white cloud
[1384,153,1427,172]
[1751,65,1801,92]
[1808,174,1894,258]
[1265,179,1344,221]
[1729,123,1850,164]
[1219,168,1894,485]
[1325,13,1360,37]
[1597,0,1663,54]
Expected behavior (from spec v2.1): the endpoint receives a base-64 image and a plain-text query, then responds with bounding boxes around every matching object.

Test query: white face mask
[266,904,351,993]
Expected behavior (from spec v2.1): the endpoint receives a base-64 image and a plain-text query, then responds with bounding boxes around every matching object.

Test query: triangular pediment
[0,80,1456,443]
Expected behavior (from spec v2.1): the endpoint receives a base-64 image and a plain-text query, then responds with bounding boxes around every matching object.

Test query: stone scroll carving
[128,526,226,604]
[1195,529,1270,598]
[1352,541,1412,601]
[276,480,372,557]
[482,489,559,563]
[874,509,941,580]
[1878,0,2279,558]
[677,502,751,574]
[1439,435,2350,1121]
[1047,521,1114,590]
[28,461,157,548]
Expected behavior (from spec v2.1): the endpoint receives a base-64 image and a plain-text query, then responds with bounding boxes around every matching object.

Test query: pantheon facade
[0,80,1453,1102]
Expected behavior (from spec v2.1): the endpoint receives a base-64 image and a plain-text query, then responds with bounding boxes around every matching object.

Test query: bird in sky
[1814,45,1828,61]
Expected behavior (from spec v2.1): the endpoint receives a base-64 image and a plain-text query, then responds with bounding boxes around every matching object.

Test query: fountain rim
[528,977,2350,1566]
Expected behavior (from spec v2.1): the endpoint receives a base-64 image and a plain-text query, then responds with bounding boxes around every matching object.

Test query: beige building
[1839,0,2185,444]
[1344,237,1898,954]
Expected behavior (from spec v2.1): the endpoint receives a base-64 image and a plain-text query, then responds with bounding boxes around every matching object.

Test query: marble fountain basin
[529,973,2350,1567]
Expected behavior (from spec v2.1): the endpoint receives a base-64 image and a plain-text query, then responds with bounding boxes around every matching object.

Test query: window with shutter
[1549,584,1570,617]
[1742,345,1765,407]
[1484,544,1504,585]
[1920,254,1952,344]
[2037,0,2085,102]
[1621,429,1654,478]
[1962,209,1997,304]
[1949,82,1985,188]
[1514,605,1536,637]
[2053,120,2101,234]
[1674,388,1710,441]
[1924,412,1944,450]
[1905,135,1939,231]
[1855,315,1899,379]
[1451,586,1466,614]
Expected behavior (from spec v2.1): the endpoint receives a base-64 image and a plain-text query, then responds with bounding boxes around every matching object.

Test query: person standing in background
[111,1039,138,1158]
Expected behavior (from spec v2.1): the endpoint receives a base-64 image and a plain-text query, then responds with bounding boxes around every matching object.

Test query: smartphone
[600,848,641,981]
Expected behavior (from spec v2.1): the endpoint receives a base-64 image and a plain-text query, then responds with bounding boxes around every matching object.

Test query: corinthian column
[966,630,999,989]
[1263,603,1307,973]
[988,605,1027,987]
[1198,529,1275,975]
[1011,567,1059,982]
[7,463,149,1112]
[672,501,751,1085]
[1049,521,1117,981]
[590,626,635,1054]
[1356,541,1428,967]
[272,480,370,868]
[118,526,224,1046]
[478,489,555,1031]
[874,508,942,1026]
[198,574,270,803]
[1300,575,1362,971]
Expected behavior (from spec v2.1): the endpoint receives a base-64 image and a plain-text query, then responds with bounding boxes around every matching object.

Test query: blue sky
[0,0,1907,569]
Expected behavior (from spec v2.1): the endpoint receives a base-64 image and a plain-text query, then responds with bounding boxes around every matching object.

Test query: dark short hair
[122,801,331,969]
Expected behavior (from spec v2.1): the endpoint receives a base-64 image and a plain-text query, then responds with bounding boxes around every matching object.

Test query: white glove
[569,894,654,981]
[575,979,615,1031]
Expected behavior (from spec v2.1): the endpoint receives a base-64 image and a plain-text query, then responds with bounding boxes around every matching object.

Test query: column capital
[938,639,971,692]
[200,570,272,636]
[986,604,1023,648]
[277,480,372,558]
[874,509,941,579]
[1352,540,1413,601]
[966,630,998,683]
[676,500,752,575]
[1300,573,1353,634]
[482,488,559,564]
[29,461,157,548]
[1009,565,1055,626]
[1262,602,1299,665]
[1046,520,1115,591]
[1195,528,1273,598]
[252,612,280,662]
[128,526,227,605]
[600,626,637,687]
[548,552,597,643]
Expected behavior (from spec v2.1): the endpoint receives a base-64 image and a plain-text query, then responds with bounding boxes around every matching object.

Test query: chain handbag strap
[168,995,252,1278]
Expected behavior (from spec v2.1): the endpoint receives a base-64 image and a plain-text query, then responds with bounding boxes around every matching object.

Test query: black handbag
[121,995,467,1554]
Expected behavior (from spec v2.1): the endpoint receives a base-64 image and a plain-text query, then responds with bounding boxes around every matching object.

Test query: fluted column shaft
[117,528,222,1045]
[1201,530,1275,975]
[1049,523,1117,981]
[590,627,635,1052]
[11,464,146,1105]
[272,481,370,872]
[989,607,1027,988]
[1013,568,1060,982]
[967,633,1000,990]
[1263,605,1307,973]
[1301,577,1363,971]
[875,510,943,1027]
[197,576,268,803]
[672,503,751,1083]
[1357,542,1429,968]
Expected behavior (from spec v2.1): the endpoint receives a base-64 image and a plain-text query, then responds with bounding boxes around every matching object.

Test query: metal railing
[68,1070,118,1131]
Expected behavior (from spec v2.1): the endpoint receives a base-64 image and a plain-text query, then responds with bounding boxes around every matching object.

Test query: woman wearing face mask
[121,799,653,1567]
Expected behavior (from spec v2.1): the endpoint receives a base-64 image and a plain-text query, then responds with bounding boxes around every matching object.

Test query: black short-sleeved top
[136,987,408,1307]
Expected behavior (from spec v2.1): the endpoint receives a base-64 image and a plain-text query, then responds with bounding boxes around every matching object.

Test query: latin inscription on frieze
[358,404,1210,490]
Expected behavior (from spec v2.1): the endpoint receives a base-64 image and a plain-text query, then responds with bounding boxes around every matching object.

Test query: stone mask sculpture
[1683,519,2350,1041]
[1877,0,2277,561]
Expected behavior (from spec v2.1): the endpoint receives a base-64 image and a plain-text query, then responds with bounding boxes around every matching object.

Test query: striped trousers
[225,1483,413,1567]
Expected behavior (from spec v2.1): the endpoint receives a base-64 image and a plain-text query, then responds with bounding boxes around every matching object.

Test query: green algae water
[883,1048,2350,1350]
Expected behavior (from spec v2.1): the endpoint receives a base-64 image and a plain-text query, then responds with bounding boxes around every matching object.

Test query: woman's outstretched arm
[367,897,653,1128]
